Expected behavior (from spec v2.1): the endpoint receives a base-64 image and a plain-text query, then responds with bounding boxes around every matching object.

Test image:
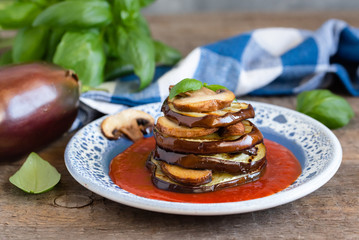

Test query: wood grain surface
[1,11,358,239]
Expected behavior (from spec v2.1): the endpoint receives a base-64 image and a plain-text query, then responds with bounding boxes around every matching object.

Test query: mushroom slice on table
[169,87,236,112]
[101,109,154,142]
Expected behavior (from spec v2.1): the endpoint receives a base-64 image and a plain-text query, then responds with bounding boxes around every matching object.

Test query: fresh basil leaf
[109,25,129,60]
[53,30,106,87]
[65,0,106,1]
[108,15,151,56]
[33,1,112,29]
[45,28,65,61]
[0,2,42,29]
[154,40,181,66]
[17,0,60,7]
[12,26,49,63]
[126,27,155,90]
[137,14,151,36]
[0,49,13,66]
[103,26,121,59]
[113,0,140,26]
[169,78,203,99]
[203,83,228,92]
[9,152,61,194]
[0,1,13,10]
[18,0,56,7]
[105,58,134,81]
[296,89,354,129]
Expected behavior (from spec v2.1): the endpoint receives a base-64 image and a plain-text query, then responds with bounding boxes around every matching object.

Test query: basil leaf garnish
[168,79,229,99]
[296,89,354,129]
[203,83,228,92]
[169,78,203,99]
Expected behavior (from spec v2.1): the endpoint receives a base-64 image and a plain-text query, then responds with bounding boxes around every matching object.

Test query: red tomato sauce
[109,137,302,203]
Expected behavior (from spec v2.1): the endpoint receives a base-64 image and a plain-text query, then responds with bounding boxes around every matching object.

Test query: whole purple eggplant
[0,63,79,161]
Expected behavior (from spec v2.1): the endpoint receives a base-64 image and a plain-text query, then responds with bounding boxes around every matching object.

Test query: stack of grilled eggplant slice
[146,86,267,193]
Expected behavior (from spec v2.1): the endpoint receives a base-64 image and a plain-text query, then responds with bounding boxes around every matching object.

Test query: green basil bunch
[0,0,181,90]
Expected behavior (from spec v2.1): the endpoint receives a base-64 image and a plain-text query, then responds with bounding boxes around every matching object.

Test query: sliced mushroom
[218,121,245,137]
[160,161,212,186]
[169,87,235,112]
[156,116,218,138]
[101,109,154,142]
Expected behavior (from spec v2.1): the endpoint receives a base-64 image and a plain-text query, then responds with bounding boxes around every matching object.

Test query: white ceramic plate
[65,101,342,215]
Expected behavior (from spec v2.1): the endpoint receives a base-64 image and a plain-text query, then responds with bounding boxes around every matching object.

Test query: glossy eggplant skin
[153,143,266,174]
[146,154,266,194]
[162,99,255,128]
[153,121,263,154]
[0,63,79,161]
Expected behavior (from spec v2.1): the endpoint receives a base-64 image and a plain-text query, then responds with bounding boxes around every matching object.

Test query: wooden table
[1,11,358,239]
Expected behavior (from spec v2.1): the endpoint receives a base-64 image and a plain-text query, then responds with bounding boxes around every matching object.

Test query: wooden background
[1,11,358,239]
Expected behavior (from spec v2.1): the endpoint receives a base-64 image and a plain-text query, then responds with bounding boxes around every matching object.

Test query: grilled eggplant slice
[146,154,266,193]
[154,120,263,154]
[156,116,218,138]
[153,143,266,174]
[160,161,212,186]
[169,87,235,112]
[162,99,255,128]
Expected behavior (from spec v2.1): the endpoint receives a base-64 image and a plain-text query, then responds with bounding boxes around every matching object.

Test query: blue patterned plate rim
[65,101,342,216]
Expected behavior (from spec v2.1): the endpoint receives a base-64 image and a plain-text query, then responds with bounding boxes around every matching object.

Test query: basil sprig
[296,89,354,129]
[0,0,181,90]
[169,78,228,99]
[12,26,49,63]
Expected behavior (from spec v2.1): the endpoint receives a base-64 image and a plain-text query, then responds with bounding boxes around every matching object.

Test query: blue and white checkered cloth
[80,19,359,115]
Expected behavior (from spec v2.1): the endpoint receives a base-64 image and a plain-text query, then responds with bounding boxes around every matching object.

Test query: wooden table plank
[1,11,359,239]
[1,162,358,239]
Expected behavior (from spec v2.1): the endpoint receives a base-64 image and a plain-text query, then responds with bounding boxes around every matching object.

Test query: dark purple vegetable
[153,143,266,174]
[146,154,266,194]
[162,99,255,128]
[0,63,79,161]
[153,121,263,154]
